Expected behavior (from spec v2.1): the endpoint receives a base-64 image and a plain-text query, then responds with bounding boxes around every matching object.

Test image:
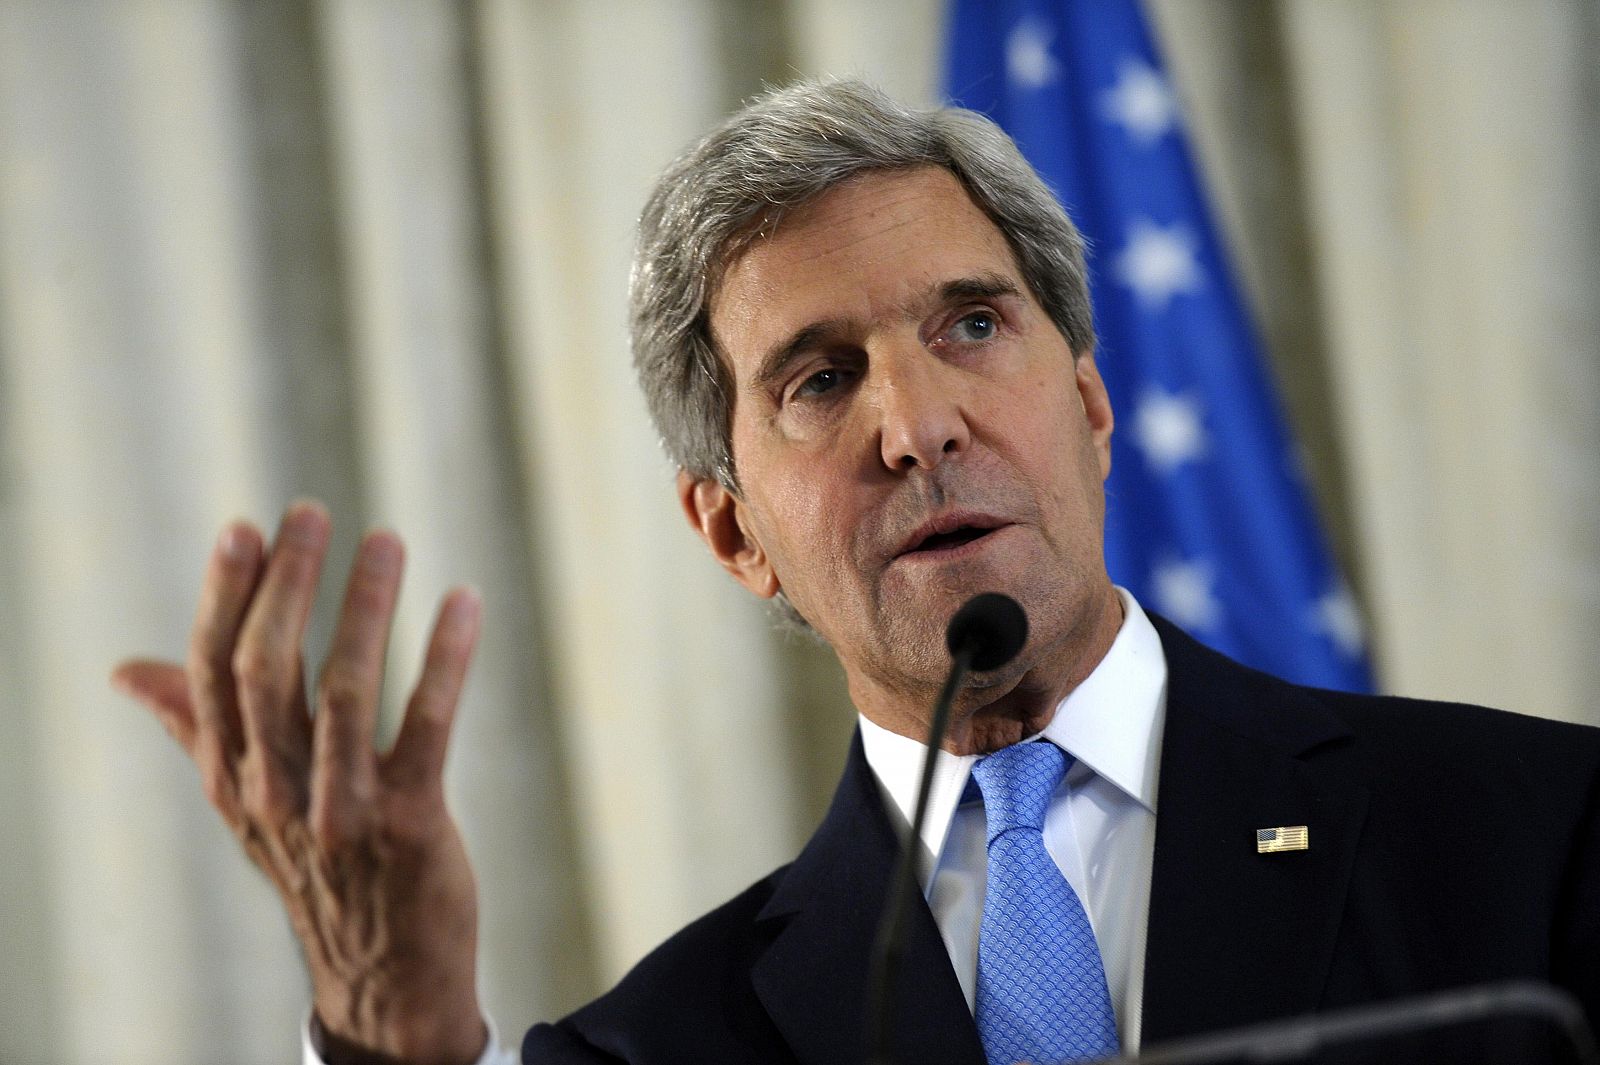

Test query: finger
[187,520,267,818]
[232,502,331,819]
[384,587,482,795]
[112,659,197,753]
[309,528,405,848]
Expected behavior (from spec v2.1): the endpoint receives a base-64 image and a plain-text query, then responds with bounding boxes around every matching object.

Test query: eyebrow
[749,272,1026,390]
[939,272,1024,307]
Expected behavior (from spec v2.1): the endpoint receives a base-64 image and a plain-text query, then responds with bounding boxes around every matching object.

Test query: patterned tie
[972,742,1121,1065]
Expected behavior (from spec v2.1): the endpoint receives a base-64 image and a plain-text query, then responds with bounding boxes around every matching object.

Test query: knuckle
[239,763,301,827]
[315,671,367,717]
[308,804,353,856]
[186,651,228,699]
[306,773,379,858]
[231,647,283,699]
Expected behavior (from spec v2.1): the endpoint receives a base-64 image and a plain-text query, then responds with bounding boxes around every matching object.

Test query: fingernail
[362,528,403,566]
[447,587,483,626]
[282,500,331,545]
[218,524,250,560]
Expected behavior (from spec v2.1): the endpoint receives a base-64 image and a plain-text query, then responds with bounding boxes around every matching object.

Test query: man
[115,80,1600,1065]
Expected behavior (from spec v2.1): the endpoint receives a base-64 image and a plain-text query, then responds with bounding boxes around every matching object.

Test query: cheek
[732,420,865,602]
[759,475,872,603]
[1010,375,1079,461]
[756,471,837,560]
[1016,385,1106,525]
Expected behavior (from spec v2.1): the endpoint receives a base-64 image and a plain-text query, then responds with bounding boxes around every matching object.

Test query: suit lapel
[751,733,987,1065]
[1140,618,1371,1044]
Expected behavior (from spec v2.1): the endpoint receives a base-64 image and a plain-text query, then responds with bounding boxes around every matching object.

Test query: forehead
[708,167,1024,375]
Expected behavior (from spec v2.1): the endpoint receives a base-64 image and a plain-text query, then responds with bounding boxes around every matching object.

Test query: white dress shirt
[307,591,1167,1065]
[858,589,1167,1052]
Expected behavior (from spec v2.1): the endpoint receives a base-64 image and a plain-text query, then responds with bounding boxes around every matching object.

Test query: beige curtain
[1277,0,1600,720]
[0,1,1594,1062]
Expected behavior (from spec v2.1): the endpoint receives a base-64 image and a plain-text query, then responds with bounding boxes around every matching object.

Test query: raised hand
[113,501,489,1065]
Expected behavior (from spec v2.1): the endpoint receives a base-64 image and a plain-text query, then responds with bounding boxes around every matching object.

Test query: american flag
[944,0,1375,692]
[1257,826,1310,854]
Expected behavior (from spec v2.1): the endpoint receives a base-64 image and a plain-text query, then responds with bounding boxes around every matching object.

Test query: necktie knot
[971,741,1068,844]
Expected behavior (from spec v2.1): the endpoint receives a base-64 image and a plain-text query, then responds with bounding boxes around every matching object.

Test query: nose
[875,347,971,472]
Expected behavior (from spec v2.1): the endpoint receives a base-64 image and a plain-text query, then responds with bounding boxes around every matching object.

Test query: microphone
[946,592,1029,673]
[867,592,1028,1065]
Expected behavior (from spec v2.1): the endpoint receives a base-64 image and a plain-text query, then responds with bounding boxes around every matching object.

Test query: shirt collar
[858,589,1167,867]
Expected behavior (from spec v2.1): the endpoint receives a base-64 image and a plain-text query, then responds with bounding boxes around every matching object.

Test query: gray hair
[629,77,1096,492]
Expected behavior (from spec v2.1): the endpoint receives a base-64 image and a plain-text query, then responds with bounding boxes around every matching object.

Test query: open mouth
[911,526,993,553]
[897,521,1006,560]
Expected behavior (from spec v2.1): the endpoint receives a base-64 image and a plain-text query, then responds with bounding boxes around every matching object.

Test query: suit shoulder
[1156,612,1600,801]
[1158,611,1600,762]
[1310,684,1600,767]
[1267,681,1600,831]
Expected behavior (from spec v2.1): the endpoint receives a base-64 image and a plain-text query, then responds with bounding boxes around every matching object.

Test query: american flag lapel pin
[1256,826,1309,853]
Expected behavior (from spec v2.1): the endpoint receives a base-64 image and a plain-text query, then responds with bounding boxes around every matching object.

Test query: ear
[676,470,781,599]
[1074,353,1115,480]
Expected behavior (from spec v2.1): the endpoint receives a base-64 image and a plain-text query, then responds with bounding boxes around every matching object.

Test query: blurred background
[0,1,1596,1062]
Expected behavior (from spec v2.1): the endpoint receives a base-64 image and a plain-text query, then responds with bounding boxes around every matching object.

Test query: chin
[952,706,1048,755]
[964,650,1032,690]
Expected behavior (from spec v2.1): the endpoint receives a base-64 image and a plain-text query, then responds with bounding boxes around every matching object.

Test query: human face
[693,167,1120,727]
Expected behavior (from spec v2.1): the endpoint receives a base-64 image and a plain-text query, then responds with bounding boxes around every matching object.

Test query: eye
[950,310,999,343]
[793,365,849,399]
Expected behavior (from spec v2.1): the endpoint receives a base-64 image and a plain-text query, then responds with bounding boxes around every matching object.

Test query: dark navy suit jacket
[523,617,1600,1064]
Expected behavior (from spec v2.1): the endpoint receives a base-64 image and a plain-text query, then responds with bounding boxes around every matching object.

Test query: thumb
[113,659,198,754]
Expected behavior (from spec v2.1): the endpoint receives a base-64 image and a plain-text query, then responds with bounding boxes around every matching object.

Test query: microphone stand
[866,643,973,1065]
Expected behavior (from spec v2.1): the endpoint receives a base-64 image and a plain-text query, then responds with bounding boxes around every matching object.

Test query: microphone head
[945,593,1028,672]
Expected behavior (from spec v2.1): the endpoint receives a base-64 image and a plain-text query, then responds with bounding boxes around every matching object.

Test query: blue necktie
[972,742,1121,1065]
